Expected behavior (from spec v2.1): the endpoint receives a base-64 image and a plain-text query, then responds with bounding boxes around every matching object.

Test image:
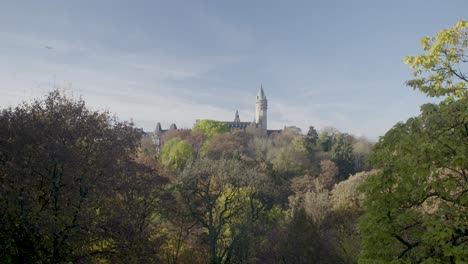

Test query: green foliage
[0,90,376,263]
[360,21,468,263]
[331,133,355,181]
[319,133,333,152]
[175,159,268,264]
[318,127,340,152]
[404,20,468,100]
[193,120,229,139]
[271,136,308,174]
[359,98,468,263]
[306,126,319,146]
[161,129,207,158]
[160,137,193,170]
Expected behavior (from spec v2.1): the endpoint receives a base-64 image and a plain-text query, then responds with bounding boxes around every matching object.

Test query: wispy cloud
[0,31,427,141]
[2,0,453,142]
[0,31,254,132]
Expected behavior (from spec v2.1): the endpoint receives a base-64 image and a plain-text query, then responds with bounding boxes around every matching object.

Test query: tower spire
[234,110,240,122]
[257,84,266,100]
[255,84,268,135]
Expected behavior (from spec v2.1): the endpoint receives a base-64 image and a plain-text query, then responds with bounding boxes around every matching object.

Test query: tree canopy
[360,20,468,263]
[405,19,467,100]
[160,137,193,171]
[0,91,167,263]
[175,159,267,264]
[192,120,229,139]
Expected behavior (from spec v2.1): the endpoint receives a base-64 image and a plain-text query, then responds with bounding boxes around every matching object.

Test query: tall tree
[175,159,266,264]
[360,20,468,263]
[304,126,321,171]
[159,137,193,171]
[306,126,319,147]
[352,137,373,172]
[330,133,355,181]
[0,91,167,263]
[318,127,340,152]
[318,160,339,190]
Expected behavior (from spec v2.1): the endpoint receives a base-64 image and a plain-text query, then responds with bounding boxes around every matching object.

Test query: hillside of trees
[0,20,466,264]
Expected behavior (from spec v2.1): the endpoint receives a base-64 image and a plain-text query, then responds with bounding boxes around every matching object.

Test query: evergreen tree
[330,134,355,181]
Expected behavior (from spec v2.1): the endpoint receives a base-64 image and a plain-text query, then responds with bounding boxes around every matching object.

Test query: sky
[0,1,466,140]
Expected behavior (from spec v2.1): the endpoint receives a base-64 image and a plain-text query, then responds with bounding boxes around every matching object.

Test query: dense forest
[0,20,466,264]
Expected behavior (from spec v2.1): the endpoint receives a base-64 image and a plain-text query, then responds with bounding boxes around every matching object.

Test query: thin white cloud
[0,28,431,142]
[0,32,254,133]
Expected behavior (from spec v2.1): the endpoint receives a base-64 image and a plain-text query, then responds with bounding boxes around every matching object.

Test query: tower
[255,84,268,134]
[234,110,240,122]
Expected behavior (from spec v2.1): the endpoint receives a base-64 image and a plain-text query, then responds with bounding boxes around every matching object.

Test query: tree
[328,171,375,264]
[246,136,271,163]
[175,159,267,264]
[284,171,376,264]
[304,126,321,172]
[289,176,329,225]
[352,137,373,172]
[306,126,319,147]
[97,156,168,263]
[161,129,207,159]
[360,99,468,263]
[192,120,229,139]
[318,127,340,152]
[360,20,468,263]
[204,131,251,160]
[331,171,373,212]
[270,134,309,177]
[318,160,339,190]
[405,20,467,100]
[0,91,167,263]
[330,133,355,181]
[159,137,193,171]
[263,208,339,264]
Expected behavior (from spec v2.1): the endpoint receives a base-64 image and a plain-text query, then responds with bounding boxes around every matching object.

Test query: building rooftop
[256,84,266,100]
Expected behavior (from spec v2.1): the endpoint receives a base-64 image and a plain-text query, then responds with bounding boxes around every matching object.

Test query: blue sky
[0,1,466,140]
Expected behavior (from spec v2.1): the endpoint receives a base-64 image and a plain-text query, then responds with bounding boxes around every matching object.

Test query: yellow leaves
[455,19,468,30]
[403,55,414,65]
[404,19,468,100]
[331,170,376,211]
[420,37,431,50]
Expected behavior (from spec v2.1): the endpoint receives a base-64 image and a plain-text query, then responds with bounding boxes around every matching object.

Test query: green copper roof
[257,84,266,100]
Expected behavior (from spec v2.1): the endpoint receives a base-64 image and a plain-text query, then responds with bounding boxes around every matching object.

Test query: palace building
[149,85,280,151]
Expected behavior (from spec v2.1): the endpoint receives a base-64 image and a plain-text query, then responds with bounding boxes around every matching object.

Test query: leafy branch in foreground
[405,20,468,100]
